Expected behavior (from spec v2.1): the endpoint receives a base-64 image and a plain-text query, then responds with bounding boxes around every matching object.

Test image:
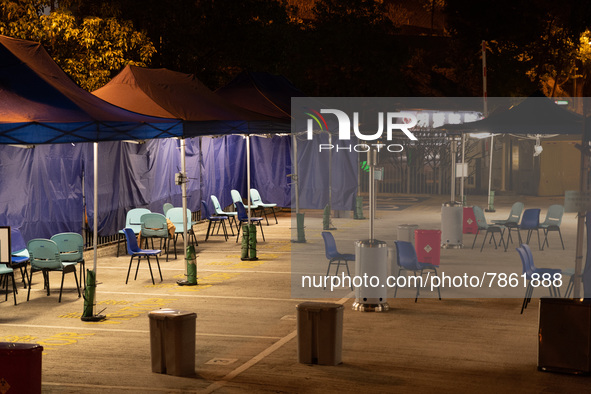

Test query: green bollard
[177,245,198,286]
[323,204,330,230]
[486,190,495,212]
[81,269,96,319]
[81,269,105,322]
[186,245,197,285]
[248,224,257,260]
[241,224,250,259]
[296,212,306,243]
[354,196,365,220]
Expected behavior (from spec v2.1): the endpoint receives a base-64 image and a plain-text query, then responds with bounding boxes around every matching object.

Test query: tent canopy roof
[93,66,289,136]
[440,94,583,135]
[0,35,181,144]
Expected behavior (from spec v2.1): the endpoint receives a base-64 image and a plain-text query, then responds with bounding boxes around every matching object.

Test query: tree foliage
[0,0,155,91]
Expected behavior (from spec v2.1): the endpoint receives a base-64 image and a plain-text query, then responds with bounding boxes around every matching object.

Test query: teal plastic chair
[250,188,278,225]
[140,213,170,261]
[117,208,151,257]
[163,203,174,216]
[10,227,30,290]
[211,195,237,234]
[51,232,86,289]
[539,205,565,250]
[27,239,81,302]
[166,208,198,259]
[231,189,257,210]
[0,263,17,305]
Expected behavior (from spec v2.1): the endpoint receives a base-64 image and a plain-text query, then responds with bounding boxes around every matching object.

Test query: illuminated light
[554,100,569,105]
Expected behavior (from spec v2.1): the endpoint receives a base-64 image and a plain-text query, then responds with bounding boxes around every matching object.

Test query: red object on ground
[0,342,43,393]
[414,229,441,266]
[463,207,479,234]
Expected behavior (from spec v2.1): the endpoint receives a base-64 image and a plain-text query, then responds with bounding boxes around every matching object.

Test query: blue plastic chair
[211,195,236,234]
[250,188,278,225]
[472,206,505,252]
[27,239,81,302]
[10,227,30,290]
[539,205,565,250]
[201,201,229,241]
[123,228,162,285]
[321,232,354,290]
[394,240,441,302]
[518,209,541,250]
[165,208,198,259]
[51,232,86,289]
[0,263,17,305]
[235,201,265,243]
[117,208,151,257]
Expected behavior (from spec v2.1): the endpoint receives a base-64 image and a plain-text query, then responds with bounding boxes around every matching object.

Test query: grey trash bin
[296,302,343,365]
[397,224,419,245]
[148,309,197,377]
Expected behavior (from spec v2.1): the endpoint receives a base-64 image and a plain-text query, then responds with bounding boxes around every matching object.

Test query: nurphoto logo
[305,109,418,153]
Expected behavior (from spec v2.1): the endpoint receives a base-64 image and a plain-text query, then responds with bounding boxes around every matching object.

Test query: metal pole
[93,142,98,274]
[246,135,251,222]
[292,132,299,214]
[450,137,456,203]
[328,132,332,216]
[81,168,85,246]
[181,138,188,260]
[460,132,465,204]
[573,100,588,298]
[368,147,375,240]
[482,40,494,211]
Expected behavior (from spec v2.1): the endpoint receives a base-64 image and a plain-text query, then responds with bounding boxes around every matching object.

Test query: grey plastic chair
[491,202,523,246]
[539,204,565,250]
[472,206,505,252]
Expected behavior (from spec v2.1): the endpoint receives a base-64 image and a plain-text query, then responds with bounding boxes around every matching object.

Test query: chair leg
[558,228,565,250]
[126,256,134,284]
[472,232,479,249]
[258,221,265,241]
[205,221,212,241]
[536,229,541,250]
[480,232,488,252]
[134,256,142,281]
[155,255,162,282]
[27,270,34,301]
[59,271,65,303]
[272,208,278,224]
[236,222,242,243]
[146,256,155,285]
[10,272,17,305]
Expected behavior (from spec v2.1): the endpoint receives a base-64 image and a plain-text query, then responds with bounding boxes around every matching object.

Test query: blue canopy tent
[93,66,292,258]
[0,35,183,294]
